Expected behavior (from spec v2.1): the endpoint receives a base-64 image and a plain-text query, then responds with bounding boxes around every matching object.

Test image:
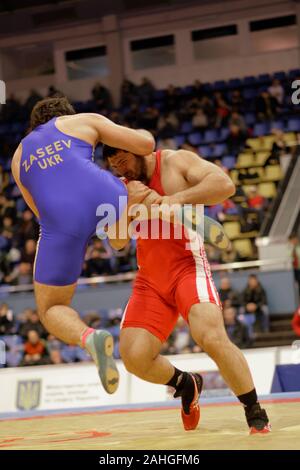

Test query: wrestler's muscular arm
[164,150,235,206]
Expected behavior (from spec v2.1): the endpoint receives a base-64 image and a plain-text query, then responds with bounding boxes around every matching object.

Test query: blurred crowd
[0,273,270,367]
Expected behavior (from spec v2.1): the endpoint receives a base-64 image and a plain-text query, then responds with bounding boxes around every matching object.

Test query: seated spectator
[226,124,248,155]
[255,91,279,121]
[92,82,112,110]
[247,185,266,210]
[230,89,244,112]
[84,238,114,276]
[228,111,247,132]
[223,306,251,349]
[16,209,39,243]
[21,330,48,366]
[165,85,181,112]
[218,277,240,308]
[19,309,47,340]
[192,108,208,132]
[269,128,292,174]
[238,274,269,337]
[292,306,300,336]
[20,239,36,265]
[25,89,43,113]
[268,79,285,105]
[288,234,300,298]
[138,77,155,105]
[172,317,194,354]
[215,95,231,128]
[120,79,138,107]
[0,302,14,335]
[226,124,248,156]
[4,261,33,285]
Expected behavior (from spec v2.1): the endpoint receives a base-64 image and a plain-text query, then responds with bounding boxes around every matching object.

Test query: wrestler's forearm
[169,174,235,206]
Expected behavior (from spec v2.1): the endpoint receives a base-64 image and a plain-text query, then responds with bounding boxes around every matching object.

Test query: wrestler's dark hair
[102,145,122,161]
[30,96,76,131]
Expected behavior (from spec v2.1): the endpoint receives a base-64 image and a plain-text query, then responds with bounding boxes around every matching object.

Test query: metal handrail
[0,257,291,294]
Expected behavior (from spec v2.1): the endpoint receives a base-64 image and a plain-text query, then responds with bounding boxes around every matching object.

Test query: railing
[0,257,291,295]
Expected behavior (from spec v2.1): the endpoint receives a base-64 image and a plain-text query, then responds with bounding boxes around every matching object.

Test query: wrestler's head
[103,145,148,183]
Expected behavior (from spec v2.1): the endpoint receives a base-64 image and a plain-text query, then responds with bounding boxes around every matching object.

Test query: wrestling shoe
[245,403,271,434]
[84,329,119,394]
[174,373,203,431]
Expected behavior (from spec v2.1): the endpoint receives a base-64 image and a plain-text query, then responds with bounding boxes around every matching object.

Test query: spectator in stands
[228,111,247,132]
[291,306,300,336]
[21,330,48,366]
[84,238,114,276]
[172,317,194,354]
[0,194,17,221]
[192,108,208,132]
[255,90,279,121]
[49,349,63,364]
[4,261,32,285]
[138,77,155,105]
[288,234,300,298]
[120,78,138,107]
[223,306,251,349]
[239,274,269,337]
[226,124,248,156]
[2,93,21,122]
[230,89,244,112]
[91,82,112,110]
[270,128,292,174]
[0,302,14,335]
[19,309,47,340]
[25,89,43,113]
[191,80,206,100]
[247,185,266,210]
[20,239,36,265]
[218,277,240,308]
[16,209,39,243]
[268,79,285,105]
[165,85,181,112]
[214,93,231,128]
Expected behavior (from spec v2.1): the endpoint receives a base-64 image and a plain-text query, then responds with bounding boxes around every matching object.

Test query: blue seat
[61,346,77,363]
[203,129,217,143]
[198,146,212,158]
[154,90,165,100]
[273,71,286,81]
[213,80,227,90]
[182,85,193,95]
[219,127,230,141]
[243,89,257,100]
[286,118,300,132]
[270,120,285,131]
[174,135,186,147]
[243,76,256,86]
[228,78,242,89]
[222,155,236,169]
[253,122,269,136]
[180,121,193,134]
[288,68,300,78]
[188,132,202,146]
[213,143,227,157]
[244,112,256,126]
[257,73,271,85]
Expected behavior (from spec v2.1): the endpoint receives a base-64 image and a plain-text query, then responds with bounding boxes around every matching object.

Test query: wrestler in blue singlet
[20,117,127,286]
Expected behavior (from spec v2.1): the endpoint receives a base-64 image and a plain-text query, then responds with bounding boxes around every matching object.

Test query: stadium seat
[264,165,283,182]
[188,132,202,146]
[255,151,270,166]
[198,145,212,158]
[258,182,277,198]
[212,143,227,157]
[228,78,242,89]
[244,112,256,126]
[223,221,241,240]
[243,89,256,100]
[273,71,286,80]
[203,129,218,143]
[270,120,285,131]
[246,137,261,151]
[174,135,185,147]
[253,122,270,137]
[286,119,300,132]
[237,153,254,168]
[283,132,297,145]
[242,76,256,86]
[222,155,236,169]
[233,239,253,258]
[180,121,193,134]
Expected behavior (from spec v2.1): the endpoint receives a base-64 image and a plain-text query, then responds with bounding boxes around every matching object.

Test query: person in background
[288,234,300,298]
[223,306,251,349]
[239,275,269,338]
[0,303,14,335]
[21,330,48,366]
